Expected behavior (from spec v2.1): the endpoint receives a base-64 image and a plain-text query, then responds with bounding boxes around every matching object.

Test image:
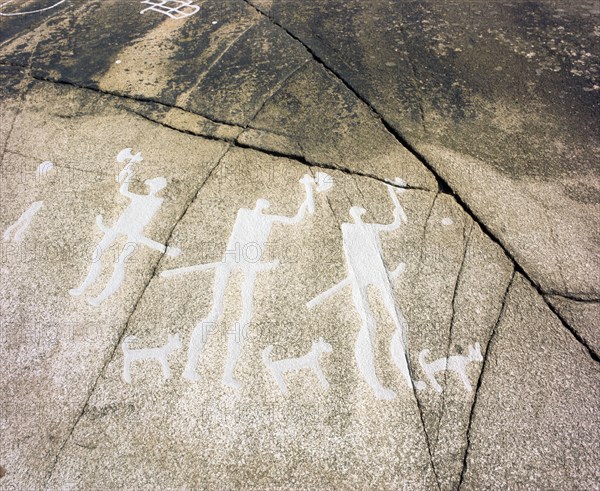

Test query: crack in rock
[5,69,436,195]
[457,270,516,490]
[434,220,474,450]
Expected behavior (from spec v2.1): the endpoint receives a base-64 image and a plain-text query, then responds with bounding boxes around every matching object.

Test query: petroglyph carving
[308,178,416,400]
[162,172,333,388]
[70,149,179,306]
[122,333,182,383]
[3,162,54,243]
[263,338,333,395]
[415,343,483,393]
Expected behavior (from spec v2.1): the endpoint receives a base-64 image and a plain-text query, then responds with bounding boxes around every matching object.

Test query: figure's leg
[70,234,115,296]
[314,364,330,390]
[273,369,288,395]
[183,266,229,380]
[222,270,257,388]
[4,201,43,242]
[123,358,132,384]
[379,283,414,388]
[161,359,172,380]
[3,219,20,241]
[352,283,396,400]
[458,371,473,392]
[428,372,443,393]
[88,243,135,306]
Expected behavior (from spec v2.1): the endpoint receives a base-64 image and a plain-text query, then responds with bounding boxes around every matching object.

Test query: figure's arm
[118,167,134,198]
[307,277,351,309]
[376,183,407,233]
[272,175,314,225]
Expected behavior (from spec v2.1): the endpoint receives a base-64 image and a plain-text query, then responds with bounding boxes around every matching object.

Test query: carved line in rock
[3,161,53,242]
[69,148,180,307]
[0,0,65,16]
[160,171,333,388]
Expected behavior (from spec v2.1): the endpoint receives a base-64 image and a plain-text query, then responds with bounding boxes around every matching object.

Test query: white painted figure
[122,333,182,384]
[307,178,413,400]
[263,338,333,395]
[161,172,333,388]
[140,0,200,19]
[70,149,180,307]
[3,161,54,243]
[0,0,65,16]
[415,342,483,393]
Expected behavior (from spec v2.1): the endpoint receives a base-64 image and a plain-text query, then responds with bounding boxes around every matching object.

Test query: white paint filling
[263,338,333,395]
[122,333,182,383]
[161,172,333,388]
[308,178,416,400]
[70,149,178,306]
[415,342,483,393]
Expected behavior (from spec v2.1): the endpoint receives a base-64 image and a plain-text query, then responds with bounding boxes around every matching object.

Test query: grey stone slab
[0,81,228,489]
[409,197,514,490]
[43,149,436,489]
[462,274,600,489]
[250,0,600,297]
[1,0,438,192]
[0,3,597,489]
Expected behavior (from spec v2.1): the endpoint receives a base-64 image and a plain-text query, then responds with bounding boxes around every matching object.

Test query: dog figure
[416,342,483,393]
[263,338,333,395]
[122,333,181,383]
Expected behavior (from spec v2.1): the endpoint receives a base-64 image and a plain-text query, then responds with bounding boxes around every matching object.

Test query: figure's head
[469,343,483,362]
[315,337,333,353]
[255,198,270,212]
[145,177,167,194]
[169,333,182,350]
[349,206,366,222]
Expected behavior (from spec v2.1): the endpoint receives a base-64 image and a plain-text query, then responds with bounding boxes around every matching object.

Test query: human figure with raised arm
[70,149,180,307]
[161,172,333,388]
[307,178,412,400]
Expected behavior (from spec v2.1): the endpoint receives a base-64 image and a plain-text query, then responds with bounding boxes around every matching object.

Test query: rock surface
[0,1,598,489]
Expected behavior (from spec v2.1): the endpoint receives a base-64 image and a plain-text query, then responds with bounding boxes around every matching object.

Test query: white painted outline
[263,338,332,395]
[0,0,66,16]
[416,342,483,393]
[122,333,182,384]
[307,178,415,400]
[139,0,200,20]
[162,172,333,388]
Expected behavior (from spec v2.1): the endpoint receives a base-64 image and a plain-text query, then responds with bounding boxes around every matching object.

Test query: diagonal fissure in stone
[457,269,516,490]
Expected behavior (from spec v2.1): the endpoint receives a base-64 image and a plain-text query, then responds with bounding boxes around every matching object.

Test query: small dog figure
[416,343,483,393]
[122,333,182,383]
[263,338,333,395]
